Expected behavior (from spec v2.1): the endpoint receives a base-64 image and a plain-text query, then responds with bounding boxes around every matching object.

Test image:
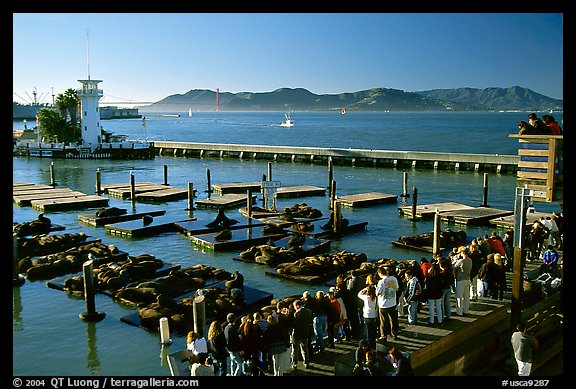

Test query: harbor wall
[153,141,519,173]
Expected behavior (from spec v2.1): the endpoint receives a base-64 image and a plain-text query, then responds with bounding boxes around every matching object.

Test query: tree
[38,88,82,144]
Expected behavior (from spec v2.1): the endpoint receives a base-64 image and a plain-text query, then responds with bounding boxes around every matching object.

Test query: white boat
[188,108,193,117]
[279,113,294,127]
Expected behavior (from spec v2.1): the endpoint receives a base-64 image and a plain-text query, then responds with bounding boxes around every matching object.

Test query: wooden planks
[232,235,331,265]
[78,210,167,226]
[440,207,514,226]
[398,202,475,219]
[174,219,266,237]
[189,225,287,251]
[31,195,109,211]
[338,192,398,207]
[105,215,196,237]
[276,185,326,198]
[195,193,256,210]
[211,181,262,194]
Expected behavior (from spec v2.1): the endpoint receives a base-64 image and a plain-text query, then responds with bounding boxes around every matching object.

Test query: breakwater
[153,141,519,173]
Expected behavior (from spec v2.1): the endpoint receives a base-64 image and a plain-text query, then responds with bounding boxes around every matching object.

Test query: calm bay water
[12,111,561,376]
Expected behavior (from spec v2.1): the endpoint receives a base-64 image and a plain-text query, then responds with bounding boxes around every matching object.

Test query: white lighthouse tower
[76,78,103,149]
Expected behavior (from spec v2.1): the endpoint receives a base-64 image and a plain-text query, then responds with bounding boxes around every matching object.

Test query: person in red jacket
[486,232,507,256]
[542,115,563,135]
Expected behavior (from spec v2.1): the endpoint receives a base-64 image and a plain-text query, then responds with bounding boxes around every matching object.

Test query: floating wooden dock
[338,192,398,207]
[188,225,287,251]
[78,209,167,226]
[31,195,109,212]
[102,182,189,202]
[119,281,274,333]
[174,219,266,237]
[238,206,281,219]
[105,215,196,237]
[211,181,262,194]
[286,218,368,239]
[440,207,514,226]
[232,235,331,265]
[398,202,475,219]
[13,182,109,211]
[276,185,326,198]
[489,211,551,229]
[195,193,256,210]
[254,215,327,229]
[391,240,446,254]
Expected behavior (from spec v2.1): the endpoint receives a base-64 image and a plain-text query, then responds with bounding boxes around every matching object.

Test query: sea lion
[225,270,244,289]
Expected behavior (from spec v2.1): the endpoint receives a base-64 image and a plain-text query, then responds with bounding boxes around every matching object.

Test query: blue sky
[13,13,563,106]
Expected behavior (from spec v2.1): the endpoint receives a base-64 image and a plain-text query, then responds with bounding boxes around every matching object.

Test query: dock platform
[119,281,274,334]
[232,235,331,265]
[105,215,196,237]
[440,207,514,226]
[31,195,109,212]
[398,202,475,219]
[287,218,368,239]
[105,182,169,199]
[211,181,262,194]
[489,211,550,229]
[276,185,326,198]
[195,193,256,210]
[338,192,398,207]
[391,240,446,253]
[188,225,287,251]
[78,209,167,226]
[174,219,266,237]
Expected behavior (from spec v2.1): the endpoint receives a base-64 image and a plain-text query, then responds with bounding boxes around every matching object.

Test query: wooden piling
[411,186,418,221]
[330,179,336,210]
[95,168,101,194]
[206,168,211,198]
[261,173,267,208]
[13,233,24,286]
[333,200,342,237]
[482,173,489,207]
[50,161,55,186]
[432,211,441,256]
[163,164,168,186]
[401,171,410,197]
[267,162,272,181]
[328,158,333,193]
[130,172,136,201]
[79,260,105,322]
[193,294,206,338]
[187,182,194,212]
[246,190,253,219]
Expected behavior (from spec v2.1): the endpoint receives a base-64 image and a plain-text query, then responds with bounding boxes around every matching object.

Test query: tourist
[420,258,432,280]
[261,314,289,376]
[511,322,539,376]
[452,246,472,316]
[404,268,421,325]
[528,113,551,135]
[186,330,209,365]
[274,301,293,375]
[468,243,484,300]
[190,356,215,376]
[206,320,228,376]
[375,266,400,342]
[542,114,563,135]
[540,245,560,276]
[335,274,356,340]
[357,284,379,350]
[352,339,370,375]
[301,291,319,356]
[223,312,244,376]
[424,261,443,326]
[478,253,498,298]
[385,347,414,376]
[239,314,263,375]
[492,253,507,301]
[347,269,366,335]
[438,256,454,321]
[290,299,313,370]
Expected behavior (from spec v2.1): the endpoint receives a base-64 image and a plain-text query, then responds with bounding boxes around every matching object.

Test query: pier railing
[509,134,563,203]
[153,141,519,173]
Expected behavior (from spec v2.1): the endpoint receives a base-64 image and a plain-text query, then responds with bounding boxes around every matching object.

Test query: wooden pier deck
[135,187,189,202]
[489,211,551,229]
[232,235,332,265]
[188,225,287,251]
[120,281,274,334]
[104,215,196,237]
[195,193,256,210]
[31,195,109,212]
[14,182,109,211]
[211,181,262,194]
[276,185,326,198]
[78,209,167,226]
[398,201,475,219]
[338,192,398,207]
[174,219,266,237]
[287,218,368,239]
[440,206,514,226]
[105,182,169,199]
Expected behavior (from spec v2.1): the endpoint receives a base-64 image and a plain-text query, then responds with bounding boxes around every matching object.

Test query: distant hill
[140,86,562,112]
[416,86,563,111]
